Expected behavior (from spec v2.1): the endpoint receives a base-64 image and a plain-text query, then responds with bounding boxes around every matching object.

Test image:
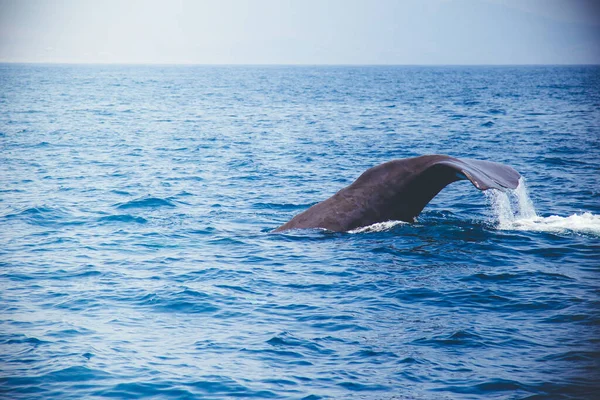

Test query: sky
[0,0,599,65]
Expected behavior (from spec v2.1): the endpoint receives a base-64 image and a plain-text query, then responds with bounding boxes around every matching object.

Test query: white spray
[485,178,600,235]
[485,178,537,229]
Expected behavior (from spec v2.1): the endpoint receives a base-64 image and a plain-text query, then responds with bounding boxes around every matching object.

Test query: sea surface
[1,64,599,399]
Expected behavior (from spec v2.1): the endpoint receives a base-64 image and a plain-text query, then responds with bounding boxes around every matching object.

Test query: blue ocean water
[1,64,599,399]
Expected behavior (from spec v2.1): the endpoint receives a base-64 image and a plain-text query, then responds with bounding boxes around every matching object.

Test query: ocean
[1,64,599,399]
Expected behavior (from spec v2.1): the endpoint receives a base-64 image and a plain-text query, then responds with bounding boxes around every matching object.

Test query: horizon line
[1,61,599,67]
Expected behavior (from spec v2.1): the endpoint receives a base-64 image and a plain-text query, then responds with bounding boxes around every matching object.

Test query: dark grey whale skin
[274,155,521,232]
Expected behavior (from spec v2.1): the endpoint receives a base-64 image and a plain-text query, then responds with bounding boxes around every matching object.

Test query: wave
[98,214,148,224]
[252,202,310,211]
[115,196,176,209]
[486,179,600,235]
[2,206,72,219]
[1,206,89,227]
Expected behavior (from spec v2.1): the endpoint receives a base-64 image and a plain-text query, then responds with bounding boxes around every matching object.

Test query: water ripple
[1,64,599,399]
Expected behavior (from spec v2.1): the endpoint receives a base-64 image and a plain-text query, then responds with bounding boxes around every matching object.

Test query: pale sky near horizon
[0,0,599,65]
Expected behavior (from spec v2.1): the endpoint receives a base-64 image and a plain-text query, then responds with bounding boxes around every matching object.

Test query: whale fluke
[274,155,520,232]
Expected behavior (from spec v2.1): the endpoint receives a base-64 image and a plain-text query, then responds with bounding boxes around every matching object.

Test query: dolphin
[274,155,520,232]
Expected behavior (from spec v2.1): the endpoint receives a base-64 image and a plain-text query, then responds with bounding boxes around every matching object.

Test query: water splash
[510,212,600,235]
[485,178,537,230]
[348,220,406,233]
[486,178,600,235]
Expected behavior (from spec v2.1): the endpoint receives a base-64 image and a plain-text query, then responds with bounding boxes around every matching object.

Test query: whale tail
[390,156,521,223]
[439,157,521,191]
[275,155,521,232]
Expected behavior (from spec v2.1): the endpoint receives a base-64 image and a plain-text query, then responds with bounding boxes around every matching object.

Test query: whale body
[274,155,521,232]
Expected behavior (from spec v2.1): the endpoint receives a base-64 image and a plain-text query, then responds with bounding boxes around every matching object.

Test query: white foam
[485,178,600,235]
[509,213,600,234]
[348,220,406,233]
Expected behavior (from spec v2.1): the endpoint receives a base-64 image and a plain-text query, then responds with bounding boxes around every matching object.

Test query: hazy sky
[0,0,599,65]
